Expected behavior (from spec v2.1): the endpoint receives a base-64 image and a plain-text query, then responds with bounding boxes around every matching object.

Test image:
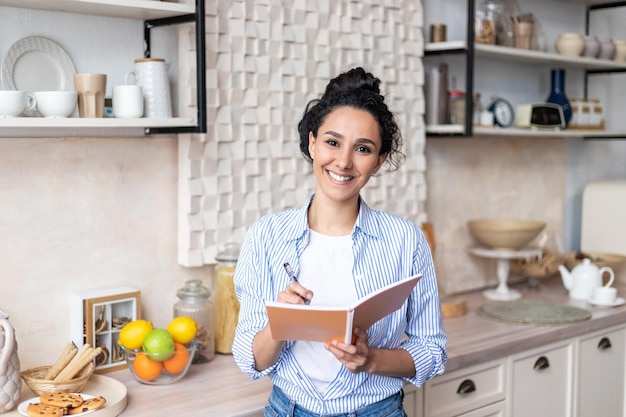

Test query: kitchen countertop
[103,276,626,417]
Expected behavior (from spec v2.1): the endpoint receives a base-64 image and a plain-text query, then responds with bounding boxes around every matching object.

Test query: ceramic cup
[31,91,77,118]
[593,286,617,303]
[514,21,533,50]
[0,90,29,117]
[555,33,584,57]
[613,40,626,62]
[74,73,107,118]
[112,85,143,118]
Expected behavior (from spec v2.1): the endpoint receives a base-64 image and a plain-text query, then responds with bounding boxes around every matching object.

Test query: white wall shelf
[426,124,626,139]
[0,0,195,20]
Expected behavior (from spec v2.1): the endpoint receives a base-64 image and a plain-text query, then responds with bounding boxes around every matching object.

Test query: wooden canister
[214,243,240,354]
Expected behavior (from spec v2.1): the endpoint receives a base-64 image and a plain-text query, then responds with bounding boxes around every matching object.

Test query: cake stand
[470,247,542,301]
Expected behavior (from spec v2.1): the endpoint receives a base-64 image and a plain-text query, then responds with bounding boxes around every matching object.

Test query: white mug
[31,91,77,118]
[113,85,144,118]
[0,90,31,117]
[592,286,617,304]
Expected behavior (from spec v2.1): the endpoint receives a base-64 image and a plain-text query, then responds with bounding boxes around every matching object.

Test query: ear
[308,131,316,159]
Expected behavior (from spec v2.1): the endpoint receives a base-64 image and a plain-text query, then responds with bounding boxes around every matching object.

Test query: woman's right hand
[277,281,313,305]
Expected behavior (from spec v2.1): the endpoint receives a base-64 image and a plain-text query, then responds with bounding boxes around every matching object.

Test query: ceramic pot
[598,38,616,60]
[126,58,172,118]
[545,68,572,126]
[582,35,600,58]
[555,33,584,57]
[613,40,626,62]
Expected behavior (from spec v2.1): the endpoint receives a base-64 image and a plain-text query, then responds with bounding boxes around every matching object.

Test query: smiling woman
[232,67,448,417]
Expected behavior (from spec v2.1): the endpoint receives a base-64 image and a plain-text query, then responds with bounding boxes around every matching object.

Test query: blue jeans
[264,385,407,417]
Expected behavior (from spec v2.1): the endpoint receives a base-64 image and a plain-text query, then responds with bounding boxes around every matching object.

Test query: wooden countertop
[105,276,626,416]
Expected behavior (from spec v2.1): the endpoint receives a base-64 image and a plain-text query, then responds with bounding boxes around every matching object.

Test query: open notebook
[265,274,422,344]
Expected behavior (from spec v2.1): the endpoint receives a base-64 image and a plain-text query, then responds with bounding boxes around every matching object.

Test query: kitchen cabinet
[576,324,626,416]
[508,339,574,417]
[0,0,206,137]
[404,384,424,417]
[423,0,626,139]
[423,359,507,417]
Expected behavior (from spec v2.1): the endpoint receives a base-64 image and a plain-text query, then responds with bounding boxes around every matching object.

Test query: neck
[308,194,359,236]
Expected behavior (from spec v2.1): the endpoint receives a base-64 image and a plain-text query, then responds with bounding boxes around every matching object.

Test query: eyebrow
[323,130,377,146]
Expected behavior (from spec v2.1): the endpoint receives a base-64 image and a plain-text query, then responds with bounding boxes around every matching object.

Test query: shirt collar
[281,193,382,242]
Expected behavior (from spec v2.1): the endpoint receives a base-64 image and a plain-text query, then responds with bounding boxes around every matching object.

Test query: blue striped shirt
[232,194,448,414]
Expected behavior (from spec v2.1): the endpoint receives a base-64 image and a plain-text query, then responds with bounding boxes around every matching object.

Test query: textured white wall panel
[179,0,426,266]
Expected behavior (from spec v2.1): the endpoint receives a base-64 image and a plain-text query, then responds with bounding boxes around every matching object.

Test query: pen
[283,262,309,304]
[283,262,298,282]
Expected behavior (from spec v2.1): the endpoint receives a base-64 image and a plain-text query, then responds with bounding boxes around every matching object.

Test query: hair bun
[321,67,381,99]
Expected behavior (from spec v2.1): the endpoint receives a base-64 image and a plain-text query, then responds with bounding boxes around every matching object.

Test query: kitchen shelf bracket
[142,0,206,135]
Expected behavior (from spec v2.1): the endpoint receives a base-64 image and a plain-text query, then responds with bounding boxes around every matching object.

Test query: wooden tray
[9,374,127,417]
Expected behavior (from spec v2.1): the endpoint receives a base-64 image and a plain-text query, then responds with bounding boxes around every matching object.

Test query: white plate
[18,393,97,416]
[588,296,625,307]
[1,36,76,116]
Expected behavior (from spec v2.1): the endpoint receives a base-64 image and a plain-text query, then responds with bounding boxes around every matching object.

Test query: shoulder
[360,202,423,240]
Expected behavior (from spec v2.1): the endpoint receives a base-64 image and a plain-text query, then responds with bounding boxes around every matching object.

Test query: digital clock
[514,103,566,130]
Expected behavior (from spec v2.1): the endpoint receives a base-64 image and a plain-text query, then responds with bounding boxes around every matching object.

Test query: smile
[328,171,353,182]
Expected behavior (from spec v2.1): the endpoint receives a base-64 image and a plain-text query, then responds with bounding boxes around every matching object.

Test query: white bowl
[468,219,546,250]
[33,91,77,118]
[0,90,28,117]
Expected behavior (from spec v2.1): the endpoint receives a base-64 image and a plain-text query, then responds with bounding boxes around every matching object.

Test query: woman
[233,67,447,416]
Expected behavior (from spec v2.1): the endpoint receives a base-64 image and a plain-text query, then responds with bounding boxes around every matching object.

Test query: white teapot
[0,308,21,413]
[558,258,615,301]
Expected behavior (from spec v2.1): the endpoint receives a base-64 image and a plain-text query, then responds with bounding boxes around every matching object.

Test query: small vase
[599,38,616,60]
[582,35,600,58]
[555,33,584,57]
[545,68,572,126]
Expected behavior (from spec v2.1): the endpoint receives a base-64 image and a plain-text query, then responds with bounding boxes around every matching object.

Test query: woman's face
[308,106,385,205]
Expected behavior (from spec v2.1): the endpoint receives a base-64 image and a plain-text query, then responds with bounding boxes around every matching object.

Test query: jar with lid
[215,242,241,354]
[174,280,215,363]
[449,89,466,125]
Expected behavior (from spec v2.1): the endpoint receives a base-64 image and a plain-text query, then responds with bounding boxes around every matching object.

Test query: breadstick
[54,345,101,381]
[45,342,78,380]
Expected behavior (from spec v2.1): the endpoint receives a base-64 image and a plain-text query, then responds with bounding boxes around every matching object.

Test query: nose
[335,147,353,170]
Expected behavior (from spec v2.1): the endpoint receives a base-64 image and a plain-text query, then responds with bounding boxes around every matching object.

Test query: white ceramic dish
[1,36,76,116]
[588,296,625,307]
[18,394,96,416]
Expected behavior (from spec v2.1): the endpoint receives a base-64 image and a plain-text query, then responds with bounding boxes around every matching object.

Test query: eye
[324,139,339,147]
[356,145,373,154]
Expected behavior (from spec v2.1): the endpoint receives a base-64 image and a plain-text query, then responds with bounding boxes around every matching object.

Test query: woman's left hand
[326,327,372,373]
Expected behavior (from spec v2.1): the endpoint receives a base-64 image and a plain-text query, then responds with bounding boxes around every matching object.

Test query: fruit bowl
[121,343,196,385]
[467,219,546,250]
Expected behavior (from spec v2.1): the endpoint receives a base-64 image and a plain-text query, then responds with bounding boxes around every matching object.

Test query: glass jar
[215,242,240,354]
[449,90,466,125]
[174,279,215,363]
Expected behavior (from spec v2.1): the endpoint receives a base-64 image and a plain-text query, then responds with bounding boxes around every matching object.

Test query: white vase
[613,40,626,62]
[555,33,584,57]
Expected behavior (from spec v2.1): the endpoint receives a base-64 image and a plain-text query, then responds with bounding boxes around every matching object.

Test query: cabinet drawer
[509,340,574,417]
[424,359,506,417]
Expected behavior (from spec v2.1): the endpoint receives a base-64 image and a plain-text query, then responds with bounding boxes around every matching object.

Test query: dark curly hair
[297,67,404,172]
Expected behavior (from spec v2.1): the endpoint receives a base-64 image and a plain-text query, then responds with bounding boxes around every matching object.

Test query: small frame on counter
[70,287,141,373]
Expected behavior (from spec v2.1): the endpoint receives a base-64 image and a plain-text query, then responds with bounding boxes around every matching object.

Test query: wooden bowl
[563,251,626,274]
[20,362,94,395]
[467,219,546,250]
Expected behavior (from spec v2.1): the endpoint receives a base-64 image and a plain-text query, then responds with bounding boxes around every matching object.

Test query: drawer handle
[533,356,550,370]
[598,337,612,350]
[456,379,476,394]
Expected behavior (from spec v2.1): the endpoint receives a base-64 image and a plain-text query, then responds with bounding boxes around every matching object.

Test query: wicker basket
[510,249,564,279]
[20,362,95,395]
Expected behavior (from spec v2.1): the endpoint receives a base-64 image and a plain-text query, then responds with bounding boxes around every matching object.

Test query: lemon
[167,316,198,344]
[118,319,154,350]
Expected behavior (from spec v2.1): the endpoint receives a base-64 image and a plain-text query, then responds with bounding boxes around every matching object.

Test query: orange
[132,353,163,381]
[163,343,190,374]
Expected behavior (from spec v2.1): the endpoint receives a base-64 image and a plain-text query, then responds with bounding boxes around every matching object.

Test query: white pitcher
[126,58,172,118]
[0,308,20,413]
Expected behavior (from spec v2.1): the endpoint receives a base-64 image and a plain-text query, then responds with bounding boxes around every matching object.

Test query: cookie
[68,396,107,415]
[26,403,65,417]
[39,392,84,408]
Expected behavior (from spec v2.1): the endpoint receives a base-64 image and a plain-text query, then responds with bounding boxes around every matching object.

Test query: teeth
[328,171,353,182]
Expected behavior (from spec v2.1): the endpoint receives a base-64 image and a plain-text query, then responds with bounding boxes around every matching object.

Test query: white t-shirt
[291,229,358,394]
